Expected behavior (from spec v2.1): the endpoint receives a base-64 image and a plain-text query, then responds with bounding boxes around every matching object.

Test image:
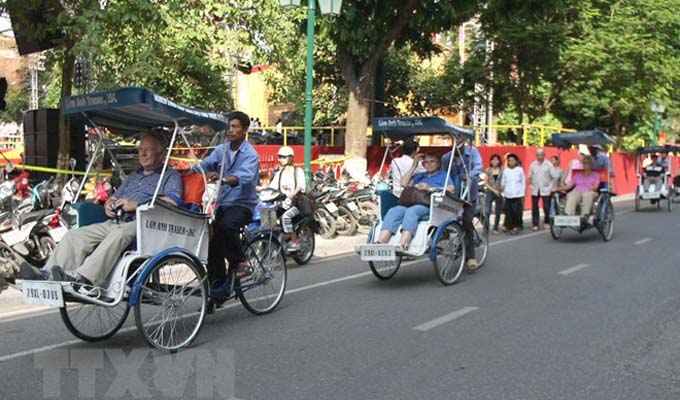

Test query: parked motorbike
[247,187,316,265]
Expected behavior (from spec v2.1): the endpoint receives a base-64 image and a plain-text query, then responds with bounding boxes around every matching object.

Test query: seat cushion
[182,173,205,210]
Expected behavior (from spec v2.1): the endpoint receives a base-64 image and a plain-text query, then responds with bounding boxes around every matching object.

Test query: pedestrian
[551,155,564,187]
[501,153,525,235]
[390,139,425,197]
[529,148,557,230]
[484,154,504,234]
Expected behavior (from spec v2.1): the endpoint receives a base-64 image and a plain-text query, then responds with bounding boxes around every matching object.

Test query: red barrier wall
[253,144,679,209]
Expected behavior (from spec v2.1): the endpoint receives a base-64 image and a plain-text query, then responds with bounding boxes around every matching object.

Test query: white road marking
[634,237,652,246]
[412,306,479,331]
[558,263,591,275]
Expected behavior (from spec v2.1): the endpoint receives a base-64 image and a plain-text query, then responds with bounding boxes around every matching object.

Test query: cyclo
[356,116,488,286]
[549,130,616,241]
[16,87,286,351]
[634,145,679,212]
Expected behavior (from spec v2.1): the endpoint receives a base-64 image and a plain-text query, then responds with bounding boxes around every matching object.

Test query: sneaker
[51,266,96,293]
[531,226,539,231]
[18,260,49,281]
[543,223,551,230]
[466,259,479,272]
[286,240,301,252]
[51,266,77,283]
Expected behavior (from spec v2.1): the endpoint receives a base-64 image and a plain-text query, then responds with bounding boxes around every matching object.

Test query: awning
[372,117,474,141]
[551,130,617,148]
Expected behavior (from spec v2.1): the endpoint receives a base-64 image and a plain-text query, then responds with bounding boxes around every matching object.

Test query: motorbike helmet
[277,146,295,158]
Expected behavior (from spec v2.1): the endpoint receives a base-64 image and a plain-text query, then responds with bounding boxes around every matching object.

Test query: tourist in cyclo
[390,138,425,197]
[19,132,183,287]
[642,153,664,193]
[557,155,600,217]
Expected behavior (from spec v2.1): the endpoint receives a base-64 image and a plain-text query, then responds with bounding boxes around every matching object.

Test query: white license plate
[49,226,69,242]
[554,215,580,227]
[346,202,358,211]
[359,245,396,261]
[641,192,661,199]
[325,202,339,214]
[1,229,24,247]
[21,281,64,307]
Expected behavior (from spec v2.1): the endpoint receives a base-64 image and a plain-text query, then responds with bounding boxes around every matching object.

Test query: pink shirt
[572,172,600,192]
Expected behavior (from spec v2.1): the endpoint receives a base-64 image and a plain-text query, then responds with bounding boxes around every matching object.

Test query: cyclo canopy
[551,130,617,148]
[636,145,680,155]
[372,116,474,141]
[61,87,230,261]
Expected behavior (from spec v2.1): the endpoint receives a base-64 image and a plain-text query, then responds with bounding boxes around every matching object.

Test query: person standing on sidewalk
[483,154,504,234]
[501,153,525,235]
[529,148,557,231]
[390,139,425,197]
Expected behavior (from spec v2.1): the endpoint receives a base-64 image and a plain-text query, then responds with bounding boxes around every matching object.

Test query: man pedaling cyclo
[18,132,183,289]
[191,111,260,311]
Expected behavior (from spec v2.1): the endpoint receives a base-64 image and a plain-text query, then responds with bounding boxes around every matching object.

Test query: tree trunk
[57,45,75,174]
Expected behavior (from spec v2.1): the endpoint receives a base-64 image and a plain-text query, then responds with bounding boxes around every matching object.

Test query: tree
[325,0,477,174]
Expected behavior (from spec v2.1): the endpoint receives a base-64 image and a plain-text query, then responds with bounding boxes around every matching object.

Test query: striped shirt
[113,167,183,220]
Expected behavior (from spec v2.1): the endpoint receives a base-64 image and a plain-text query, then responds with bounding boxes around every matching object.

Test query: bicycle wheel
[472,216,489,268]
[134,255,208,351]
[237,236,287,315]
[598,200,614,241]
[432,221,466,286]
[292,221,315,265]
[61,298,130,342]
[635,186,641,211]
[549,197,563,240]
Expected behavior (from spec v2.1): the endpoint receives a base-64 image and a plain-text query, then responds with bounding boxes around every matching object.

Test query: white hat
[578,145,590,156]
[277,146,294,157]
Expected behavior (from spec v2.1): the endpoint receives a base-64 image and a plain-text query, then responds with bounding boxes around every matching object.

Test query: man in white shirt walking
[529,148,558,230]
[390,139,425,197]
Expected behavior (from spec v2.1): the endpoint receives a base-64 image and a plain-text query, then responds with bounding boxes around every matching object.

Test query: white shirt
[529,159,557,196]
[269,166,306,195]
[390,155,426,197]
[501,166,526,199]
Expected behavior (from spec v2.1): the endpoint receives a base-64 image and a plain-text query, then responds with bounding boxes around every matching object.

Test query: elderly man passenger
[23,132,183,287]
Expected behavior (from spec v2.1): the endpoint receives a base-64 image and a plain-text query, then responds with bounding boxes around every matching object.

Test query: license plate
[554,215,580,227]
[325,202,339,214]
[346,202,358,211]
[21,281,64,307]
[1,229,24,247]
[49,226,69,242]
[641,192,660,199]
[359,245,396,261]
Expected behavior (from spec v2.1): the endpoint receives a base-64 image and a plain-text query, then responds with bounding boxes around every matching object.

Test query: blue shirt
[196,140,260,211]
[412,170,448,189]
[112,167,183,220]
[593,152,615,176]
[441,146,483,200]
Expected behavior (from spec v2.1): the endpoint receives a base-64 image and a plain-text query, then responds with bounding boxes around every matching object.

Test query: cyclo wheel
[237,235,287,315]
[134,255,208,351]
[668,193,673,211]
[433,221,466,286]
[472,215,489,268]
[292,220,315,265]
[598,198,615,241]
[549,196,562,240]
[635,186,641,211]
[369,256,403,280]
[61,297,130,342]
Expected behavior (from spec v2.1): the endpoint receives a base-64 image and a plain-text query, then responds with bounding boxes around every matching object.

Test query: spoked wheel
[335,206,358,236]
[472,216,489,268]
[668,194,673,211]
[357,201,378,234]
[433,221,466,286]
[549,197,563,240]
[292,222,315,265]
[314,208,336,239]
[134,255,208,351]
[369,256,403,280]
[237,236,287,315]
[635,187,641,211]
[61,298,130,342]
[598,200,615,241]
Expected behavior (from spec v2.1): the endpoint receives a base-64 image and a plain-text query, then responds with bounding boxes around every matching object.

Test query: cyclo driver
[192,111,260,309]
[441,138,483,271]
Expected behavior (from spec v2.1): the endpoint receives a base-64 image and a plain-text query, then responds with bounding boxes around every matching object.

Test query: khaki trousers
[565,191,597,216]
[45,220,136,286]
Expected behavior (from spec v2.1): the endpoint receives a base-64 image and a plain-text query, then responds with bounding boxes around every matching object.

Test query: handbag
[398,186,431,207]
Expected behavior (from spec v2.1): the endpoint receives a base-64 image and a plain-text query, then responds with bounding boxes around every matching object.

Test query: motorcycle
[247,187,316,265]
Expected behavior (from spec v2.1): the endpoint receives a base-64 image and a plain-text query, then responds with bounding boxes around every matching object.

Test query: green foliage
[2,83,28,122]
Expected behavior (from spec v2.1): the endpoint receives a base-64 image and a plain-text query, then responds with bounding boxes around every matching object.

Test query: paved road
[1,199,679,399]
